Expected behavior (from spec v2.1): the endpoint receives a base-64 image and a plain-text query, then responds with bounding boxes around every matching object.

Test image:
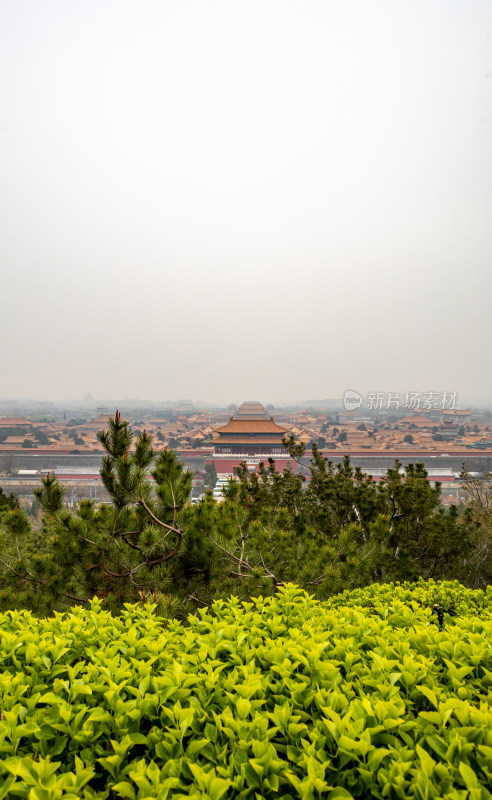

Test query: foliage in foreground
[0,581,491,799]
[0,415,490,616]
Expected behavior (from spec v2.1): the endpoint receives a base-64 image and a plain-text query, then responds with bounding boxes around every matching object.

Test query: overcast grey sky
[1,0,491,404]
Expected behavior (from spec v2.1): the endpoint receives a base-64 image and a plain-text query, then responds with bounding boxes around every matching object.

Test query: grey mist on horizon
[1,0,491,405]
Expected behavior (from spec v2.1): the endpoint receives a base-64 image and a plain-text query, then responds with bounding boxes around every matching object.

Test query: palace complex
[214,402,287,456]
[211,401,295,474]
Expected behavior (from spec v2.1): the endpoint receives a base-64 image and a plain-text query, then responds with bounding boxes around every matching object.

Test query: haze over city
[1,0,491,403]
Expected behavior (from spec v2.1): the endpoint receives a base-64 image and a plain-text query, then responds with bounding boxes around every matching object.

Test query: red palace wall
[208,458,298,475]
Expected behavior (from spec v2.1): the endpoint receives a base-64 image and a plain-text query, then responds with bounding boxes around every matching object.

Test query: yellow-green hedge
[0,581,491,799]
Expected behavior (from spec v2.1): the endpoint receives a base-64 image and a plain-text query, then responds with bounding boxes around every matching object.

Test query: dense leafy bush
[324,579,491,623]
[0,581,491,799]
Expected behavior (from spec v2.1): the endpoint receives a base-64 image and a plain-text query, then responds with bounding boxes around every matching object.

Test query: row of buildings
[1,402,491,459]
[2,402,488,508]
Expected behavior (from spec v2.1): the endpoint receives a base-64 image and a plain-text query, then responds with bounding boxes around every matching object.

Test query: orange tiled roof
[215,419,286,434]
[216,436,287,445]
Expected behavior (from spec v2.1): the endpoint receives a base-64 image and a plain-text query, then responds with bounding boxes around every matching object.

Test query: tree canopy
[0,415,489,617]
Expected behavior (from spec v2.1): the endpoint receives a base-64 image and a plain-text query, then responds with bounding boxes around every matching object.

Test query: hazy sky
[1,0,491,405]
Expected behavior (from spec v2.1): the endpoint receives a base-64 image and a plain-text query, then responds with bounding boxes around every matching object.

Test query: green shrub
[0,581,491,799]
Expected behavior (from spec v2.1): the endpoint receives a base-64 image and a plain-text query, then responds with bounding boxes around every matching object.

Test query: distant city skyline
[0,392,491,411]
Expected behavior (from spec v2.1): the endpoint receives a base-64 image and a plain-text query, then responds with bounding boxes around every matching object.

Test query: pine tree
[0,413,193,616]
